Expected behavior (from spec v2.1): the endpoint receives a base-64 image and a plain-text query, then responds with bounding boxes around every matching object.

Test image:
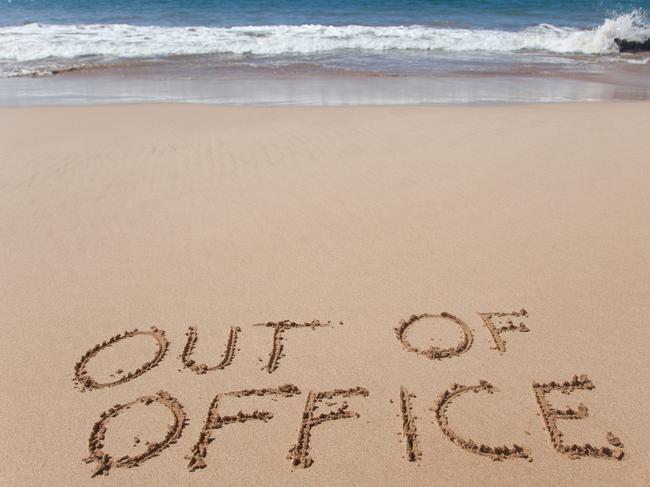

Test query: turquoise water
[2,0,649,28]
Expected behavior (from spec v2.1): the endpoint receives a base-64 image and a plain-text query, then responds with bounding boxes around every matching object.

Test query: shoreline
[3,98,650,109]
[2,71,650,107]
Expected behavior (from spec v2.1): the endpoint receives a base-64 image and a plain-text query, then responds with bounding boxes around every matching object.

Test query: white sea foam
[1,11,648,77]
[626,57,650,64]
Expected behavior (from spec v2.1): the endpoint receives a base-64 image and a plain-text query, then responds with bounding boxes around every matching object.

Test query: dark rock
[615,38,650,53]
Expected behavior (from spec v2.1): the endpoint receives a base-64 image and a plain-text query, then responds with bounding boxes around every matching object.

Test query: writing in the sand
[73,310,625,478]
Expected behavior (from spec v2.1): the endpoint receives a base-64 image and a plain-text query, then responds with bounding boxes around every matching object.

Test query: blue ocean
[1,0,649,29]
[0,1,649,104]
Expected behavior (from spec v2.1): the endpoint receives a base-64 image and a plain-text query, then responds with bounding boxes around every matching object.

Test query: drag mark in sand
[433,381,531,461]
[478,309,530,353]
[84,390,187,477]
[395,313,473,360]
[74,327,168,391]
[255,320,336,373]
[180,326,241,374]
[289,387,369,468]
[186,384,301,472]
[532,375,624,460]
[399,386,422,463]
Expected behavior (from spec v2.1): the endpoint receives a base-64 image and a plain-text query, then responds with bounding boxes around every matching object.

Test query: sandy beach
[1,102,649,486]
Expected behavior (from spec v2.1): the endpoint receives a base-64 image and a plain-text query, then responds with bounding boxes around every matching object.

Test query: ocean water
[1,1,649,104]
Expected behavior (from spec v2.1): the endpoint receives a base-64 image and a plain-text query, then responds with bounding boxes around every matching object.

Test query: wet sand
[2,57,650,106]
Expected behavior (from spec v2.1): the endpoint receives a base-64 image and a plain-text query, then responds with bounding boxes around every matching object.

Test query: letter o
[394,312,473,359]
[84,390,186,477]
[74,327,168,391]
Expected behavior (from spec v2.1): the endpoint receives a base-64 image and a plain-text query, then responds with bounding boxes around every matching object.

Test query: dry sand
[0,102,649,486]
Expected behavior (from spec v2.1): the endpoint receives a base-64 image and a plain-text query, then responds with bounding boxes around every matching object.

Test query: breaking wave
[1,10,648,77]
